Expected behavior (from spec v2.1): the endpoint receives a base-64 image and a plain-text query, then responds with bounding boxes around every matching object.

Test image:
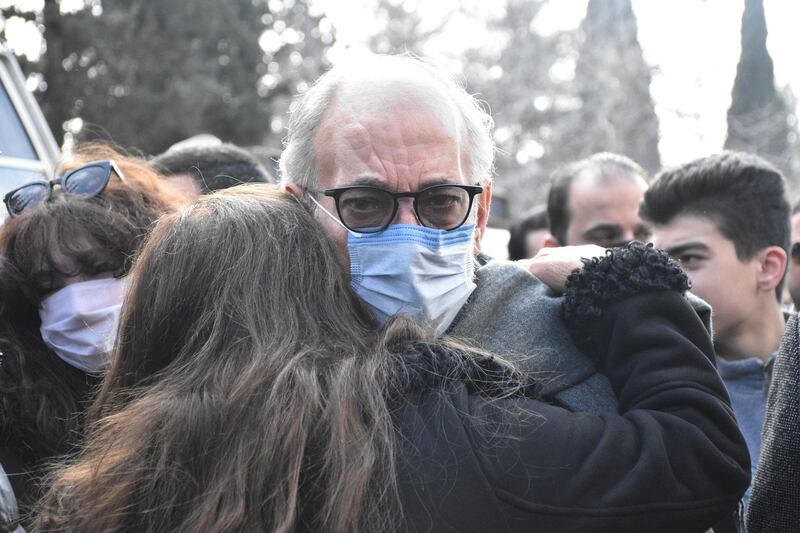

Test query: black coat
[392,285,749,532]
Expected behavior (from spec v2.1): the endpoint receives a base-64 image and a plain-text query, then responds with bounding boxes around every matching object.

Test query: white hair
[279,53,495,190]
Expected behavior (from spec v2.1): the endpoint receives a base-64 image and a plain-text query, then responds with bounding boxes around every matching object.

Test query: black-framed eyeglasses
[314,183,483,234]
[3,160,125,218]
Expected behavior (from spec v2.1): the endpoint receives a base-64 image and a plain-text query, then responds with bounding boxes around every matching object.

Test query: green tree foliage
[725,0,797,182]
[42,0,267,154]
[2,0,334,155]
[368,0,453,56]
[466,0,659,221]
[258,0,335,154]
[552,0,660,175]
[465,0,572,219]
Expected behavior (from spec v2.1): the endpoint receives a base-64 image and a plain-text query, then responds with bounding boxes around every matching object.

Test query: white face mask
[39,277,128,374]
[310,196,477,335]
[348,223,477,335]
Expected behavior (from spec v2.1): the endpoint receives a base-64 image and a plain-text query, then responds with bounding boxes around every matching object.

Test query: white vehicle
[0,44,60,219]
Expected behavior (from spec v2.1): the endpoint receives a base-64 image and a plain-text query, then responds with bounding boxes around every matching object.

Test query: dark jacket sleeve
[457,289,751,533]
[397,245,750,533]
[746,313,800,533]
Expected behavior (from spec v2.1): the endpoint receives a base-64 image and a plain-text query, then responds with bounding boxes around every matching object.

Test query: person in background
[35,187,748,533]
[507,205,549,260]
[782,201,800,309]
[545,152,651,247]
[151,141,275,200]
[0,144,182,529]
[640,151,790,506]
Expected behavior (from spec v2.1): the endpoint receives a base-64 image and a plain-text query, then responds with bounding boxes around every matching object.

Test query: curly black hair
[562,241,690,352]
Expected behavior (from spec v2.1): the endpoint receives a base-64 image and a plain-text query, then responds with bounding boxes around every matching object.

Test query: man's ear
[757,245,789,293]
[282,181,305,200]
[542,234,562,248]
[473,182,492,255]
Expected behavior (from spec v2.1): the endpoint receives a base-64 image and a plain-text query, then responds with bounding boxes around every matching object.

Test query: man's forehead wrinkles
[340,122,373,151]
[374,148,396,186]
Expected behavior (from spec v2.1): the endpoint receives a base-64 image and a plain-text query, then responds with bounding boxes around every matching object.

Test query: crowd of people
[0,53,797,532]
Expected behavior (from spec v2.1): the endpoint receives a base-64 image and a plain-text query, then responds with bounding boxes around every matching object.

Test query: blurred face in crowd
[652,214,765,347]
[305,79,492,266]
[561,173,650,247]
[786,211,800,308]
[524,228,550,258]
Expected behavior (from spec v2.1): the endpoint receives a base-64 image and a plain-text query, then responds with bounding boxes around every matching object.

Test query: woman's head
[102,184,375,394]
[0,143,183,464]
[1,143,185,299]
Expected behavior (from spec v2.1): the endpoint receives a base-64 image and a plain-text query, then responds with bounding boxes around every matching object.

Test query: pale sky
[321,0,800,169]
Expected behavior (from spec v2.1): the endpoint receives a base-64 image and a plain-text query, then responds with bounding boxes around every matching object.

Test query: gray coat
[447,257,713,412]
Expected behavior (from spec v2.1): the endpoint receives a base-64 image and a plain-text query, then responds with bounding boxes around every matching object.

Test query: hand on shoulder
[518,244,607,293]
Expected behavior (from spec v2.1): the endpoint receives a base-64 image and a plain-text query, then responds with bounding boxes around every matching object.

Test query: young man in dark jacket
[641,151,790,507]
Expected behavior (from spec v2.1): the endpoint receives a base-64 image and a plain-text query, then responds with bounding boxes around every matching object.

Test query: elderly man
[278,53,717,407]
[280,54,615,408]
[277,52,745,532]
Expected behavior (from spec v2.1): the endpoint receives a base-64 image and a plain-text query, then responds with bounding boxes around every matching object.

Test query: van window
[0,78,38,161]
[0,166,44,191]
[0,47,59,220]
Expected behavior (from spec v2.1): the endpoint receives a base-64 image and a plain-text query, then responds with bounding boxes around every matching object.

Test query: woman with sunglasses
[0,144,183,530]
[34,186,748,533]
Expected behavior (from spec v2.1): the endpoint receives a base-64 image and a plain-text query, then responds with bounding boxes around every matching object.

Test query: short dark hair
[152,143,275,193]
[507,205,548,260]
[641,151,790,297]
[547,152,647,245]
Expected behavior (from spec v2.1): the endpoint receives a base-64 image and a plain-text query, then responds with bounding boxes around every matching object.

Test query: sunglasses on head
[3,160,125,218]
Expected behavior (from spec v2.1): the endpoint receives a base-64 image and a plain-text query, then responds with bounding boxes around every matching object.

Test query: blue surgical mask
[39,277,127,373]
[310,195,476,335]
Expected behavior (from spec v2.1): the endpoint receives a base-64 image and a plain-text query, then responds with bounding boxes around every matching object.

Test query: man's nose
[393,198,419,225]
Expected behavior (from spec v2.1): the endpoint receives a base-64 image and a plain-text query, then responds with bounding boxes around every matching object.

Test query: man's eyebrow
[662,242,710,256]
[337,176,387,188]
[419,177,462,188]
[336,176,461,190]
[583,223,622,237]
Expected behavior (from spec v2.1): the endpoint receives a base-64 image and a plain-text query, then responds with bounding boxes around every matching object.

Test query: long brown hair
[35,186,415,532]
[0,144,183,483]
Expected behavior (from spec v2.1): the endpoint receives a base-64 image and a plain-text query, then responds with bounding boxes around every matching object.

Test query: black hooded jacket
[391,244,750,533]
